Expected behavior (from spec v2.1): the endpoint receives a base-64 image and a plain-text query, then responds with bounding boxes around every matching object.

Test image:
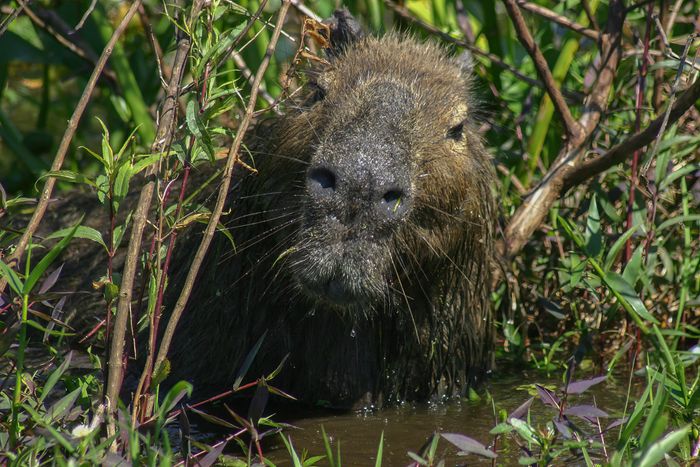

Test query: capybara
[164,10,496,409]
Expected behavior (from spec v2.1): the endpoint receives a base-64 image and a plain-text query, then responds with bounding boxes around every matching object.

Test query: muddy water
[264,369,633,466]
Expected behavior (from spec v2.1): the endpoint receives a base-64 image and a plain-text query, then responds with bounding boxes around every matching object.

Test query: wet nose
[306,165,411,221]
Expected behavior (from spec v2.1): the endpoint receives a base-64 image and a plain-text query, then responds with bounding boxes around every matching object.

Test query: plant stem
[10,251,30,449]
[624,2,653,263]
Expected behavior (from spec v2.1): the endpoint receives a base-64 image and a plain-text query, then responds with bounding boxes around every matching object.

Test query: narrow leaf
[24,221,81,294]
[565,376,606,394]
[44,226,107,251]
[441,433,496,459]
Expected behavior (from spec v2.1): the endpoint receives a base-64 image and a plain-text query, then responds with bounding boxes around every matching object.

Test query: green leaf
[37,170,96,188]
[157,380,192,418]
[113,212,133,251]
[96,174,109,204]
[47,387,81,422]
[113,163,132,211]
[24,221,82,294]
[622,245,644,285]
[321,426,337,467]
[79,145,105,165]
[0,260,24,295]
[280,435,303,467]
[660,163,700,190]
[186,100,203,139]
[604,225,642,271]
[131,153,163,175]
[375,431,384,467]
[44,225,107,252]
[151,358,171,389]
[657,214,700,232]
[22,403,75,453]
[490,423,514,435]
[39,352,73,405]
[233,331,267,390]
[115,125,141,163]
[651,326,676,371]
[509,417,539,446]
[95,116,113,170]
[634,425,691,467]
[585,194,602,258]
[639,383,669,448]
[604,272,659,325]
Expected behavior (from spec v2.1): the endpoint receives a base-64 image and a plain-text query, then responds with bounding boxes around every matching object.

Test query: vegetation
[0,0,699,465]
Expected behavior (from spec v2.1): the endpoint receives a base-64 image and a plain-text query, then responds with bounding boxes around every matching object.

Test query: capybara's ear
[323,8,365,58]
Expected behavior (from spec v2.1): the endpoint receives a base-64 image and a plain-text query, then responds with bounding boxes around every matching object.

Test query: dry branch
[0,0,142,293]
[154,0,291,374]
[502,0,583,139]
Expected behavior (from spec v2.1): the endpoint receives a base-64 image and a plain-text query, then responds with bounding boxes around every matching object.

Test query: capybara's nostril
[379,188,409,218]
[307,166,337,196]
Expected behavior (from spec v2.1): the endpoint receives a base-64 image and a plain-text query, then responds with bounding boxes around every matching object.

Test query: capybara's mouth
[302,276,365,307]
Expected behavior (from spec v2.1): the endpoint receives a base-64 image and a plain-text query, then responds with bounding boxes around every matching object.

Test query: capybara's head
[254,11,494,313]
[167,10,497,404]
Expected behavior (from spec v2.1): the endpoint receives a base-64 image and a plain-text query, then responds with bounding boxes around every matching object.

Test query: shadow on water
[258,368,634,466]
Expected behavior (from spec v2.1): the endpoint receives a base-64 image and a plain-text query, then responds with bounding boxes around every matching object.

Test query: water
[260,369,634,466]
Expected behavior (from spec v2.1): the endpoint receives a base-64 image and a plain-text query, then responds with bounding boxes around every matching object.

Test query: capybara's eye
[309,82,327,103]
[446,122,464,141]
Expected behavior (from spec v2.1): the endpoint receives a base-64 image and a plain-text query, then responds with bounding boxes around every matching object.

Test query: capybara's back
[166,10,496,409]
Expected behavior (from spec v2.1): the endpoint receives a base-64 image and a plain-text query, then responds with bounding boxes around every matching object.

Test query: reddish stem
[141,163,191,410]
[624,2,653,263]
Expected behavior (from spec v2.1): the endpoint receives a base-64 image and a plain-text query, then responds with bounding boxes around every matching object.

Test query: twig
[516,1,601,42]
[0,1,141,293]
[383,0,582,102]
[503,0,583,139]
[563,72,700,189]
[496,163,527,196]
[154,0,291,371]
[105,0,201,443]
[74,0,97,31]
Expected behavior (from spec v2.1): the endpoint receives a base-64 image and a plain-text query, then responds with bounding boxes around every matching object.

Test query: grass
[1,0,699,465]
